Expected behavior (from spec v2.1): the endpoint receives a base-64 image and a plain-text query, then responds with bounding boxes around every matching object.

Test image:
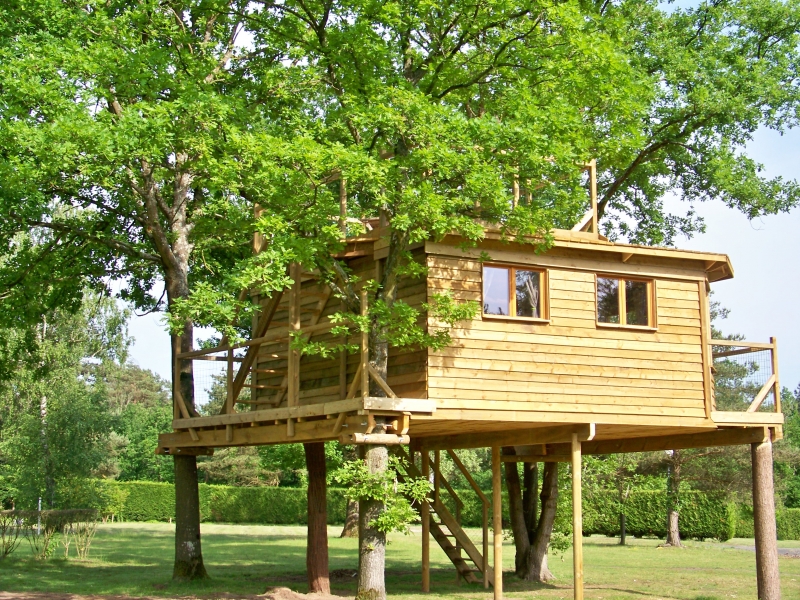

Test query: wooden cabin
[159,219,783,599]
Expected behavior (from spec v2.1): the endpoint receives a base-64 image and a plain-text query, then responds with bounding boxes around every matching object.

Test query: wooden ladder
[396,449,494,587]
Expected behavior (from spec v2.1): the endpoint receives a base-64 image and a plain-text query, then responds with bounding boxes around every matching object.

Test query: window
[483,265,548,320]
[596,276,655,328]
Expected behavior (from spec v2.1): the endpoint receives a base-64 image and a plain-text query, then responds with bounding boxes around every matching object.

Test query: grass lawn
[0,523,798,599]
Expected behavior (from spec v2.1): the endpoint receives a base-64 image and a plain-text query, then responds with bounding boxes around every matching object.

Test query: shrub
[777,508,800,540]
[0,511,21,558]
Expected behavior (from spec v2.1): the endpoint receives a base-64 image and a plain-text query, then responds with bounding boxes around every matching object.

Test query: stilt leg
[752,432,781,600]
[571,433,584,600]
[421,450,430,593]
[492,445,503,599]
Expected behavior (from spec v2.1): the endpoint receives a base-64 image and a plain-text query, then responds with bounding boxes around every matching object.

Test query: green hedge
[99,481,800,541]
[105,482,348,524]
[583,490,737,541]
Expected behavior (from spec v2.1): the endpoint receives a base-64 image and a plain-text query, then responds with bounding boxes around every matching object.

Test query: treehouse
[158,165,784,599]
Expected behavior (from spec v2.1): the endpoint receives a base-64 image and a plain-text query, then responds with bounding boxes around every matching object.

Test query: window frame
[481,263,550,322]
[594,274,657,331]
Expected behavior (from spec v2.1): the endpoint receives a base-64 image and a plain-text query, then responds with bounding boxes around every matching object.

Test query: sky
[125,127,800,395]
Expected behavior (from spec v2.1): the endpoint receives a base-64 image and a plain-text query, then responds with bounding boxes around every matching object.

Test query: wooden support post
[492,445,502,600]
[225,348,234,415]
[771,337,781,414]
[421,449,430,593]
[483,500,489,589]
[571,433,584,600]
[172,335,181,421]
[339,342,348,400]
[288,262,301,409]
[588,159,597,234]
[434,450,440,503]
[752,434,781,600]
[360,290,369,400]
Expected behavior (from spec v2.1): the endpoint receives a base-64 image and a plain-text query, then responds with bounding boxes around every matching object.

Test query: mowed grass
[0,523,798,599]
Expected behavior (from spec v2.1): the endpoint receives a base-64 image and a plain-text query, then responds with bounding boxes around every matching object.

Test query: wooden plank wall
[254,250,428,407]
[426,252,708,423]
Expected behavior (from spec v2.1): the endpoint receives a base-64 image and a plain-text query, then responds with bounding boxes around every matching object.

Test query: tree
[4,0,800,592]
[0,0,305,579]
[0,293,129,509]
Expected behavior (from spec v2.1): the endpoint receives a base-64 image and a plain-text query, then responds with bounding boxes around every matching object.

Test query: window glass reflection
[626,280,649,326]
[597,277,620,323]
[483,267,510,316]
[516,270,540,318]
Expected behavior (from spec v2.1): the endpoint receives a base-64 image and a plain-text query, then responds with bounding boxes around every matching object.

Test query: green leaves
[332,456,431,534]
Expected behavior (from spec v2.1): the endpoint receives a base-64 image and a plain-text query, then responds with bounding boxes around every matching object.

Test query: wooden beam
[287,262,302,408]
[418,424,595,451]
[771,337,781,414]
[161,415,368,448]
[173,397,363,430]
[228,290,284,405]
[571,427,771,455]
[368,364,398,398]
[711,412,783,425]
[360,290,369,399]
[492,446,502,600]
[747,375,777,412]
[698,280,713,419]
[572,433,584,600]
[340,433,410,445]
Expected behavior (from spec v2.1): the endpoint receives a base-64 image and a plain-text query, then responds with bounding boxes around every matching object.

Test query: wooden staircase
[396,448,493,587]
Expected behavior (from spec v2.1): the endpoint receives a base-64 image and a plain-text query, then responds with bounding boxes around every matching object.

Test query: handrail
[447,450,489,505]
[709,337,780,414]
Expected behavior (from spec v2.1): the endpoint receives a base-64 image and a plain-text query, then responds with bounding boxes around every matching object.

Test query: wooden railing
[711,338,780,414]
[173,279,403,440]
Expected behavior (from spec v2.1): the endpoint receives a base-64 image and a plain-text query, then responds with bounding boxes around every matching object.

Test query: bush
[582,490,737,541]
[89,480,800,541]
[777,508,800,540]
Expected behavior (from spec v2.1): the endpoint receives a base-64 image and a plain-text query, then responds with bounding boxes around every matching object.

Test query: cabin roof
[343,224,734,283]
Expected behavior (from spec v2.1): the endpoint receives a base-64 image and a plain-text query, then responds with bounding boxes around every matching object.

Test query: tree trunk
[170,307,207,580]
[521,462,559,583]
[752,437,781,600]
[173,454,207,579]
[358,427,388,600]
[505,458,558,583]
[665,450,681,548]
[341,500,359,538]
[522,462,539,543]
[619,513,626,546]
[305,442,330,594]
[503,448,530,576]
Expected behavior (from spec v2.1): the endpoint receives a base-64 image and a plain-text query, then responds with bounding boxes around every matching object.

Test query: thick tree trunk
[173,454,207,579]
[525,462,559,582]
[358,429,388,600]
[305,442,330,594]
[509,461,558,583]
[522,462,539,542]
[503,448,530,576]
[169,302,206,580]
[752,437,781,600]
[665,450,681,548]
[341,500,359,538]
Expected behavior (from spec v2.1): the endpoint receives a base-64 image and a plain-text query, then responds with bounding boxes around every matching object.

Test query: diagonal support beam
[223,291,284,414]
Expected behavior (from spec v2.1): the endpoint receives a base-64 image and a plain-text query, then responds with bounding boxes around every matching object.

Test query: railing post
[771,337,781,413]
[360,290,369,400]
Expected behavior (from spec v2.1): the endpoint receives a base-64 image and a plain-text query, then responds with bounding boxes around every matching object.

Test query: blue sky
[126,128,800,394]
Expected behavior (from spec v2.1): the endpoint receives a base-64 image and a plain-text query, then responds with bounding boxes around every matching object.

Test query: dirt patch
[0,589,350,600]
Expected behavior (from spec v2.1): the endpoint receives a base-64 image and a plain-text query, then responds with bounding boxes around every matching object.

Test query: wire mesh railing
[711,338,779,413]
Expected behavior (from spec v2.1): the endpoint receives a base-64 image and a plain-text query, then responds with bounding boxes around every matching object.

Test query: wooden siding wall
[254,251,428,407]
[426,252,708,424]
